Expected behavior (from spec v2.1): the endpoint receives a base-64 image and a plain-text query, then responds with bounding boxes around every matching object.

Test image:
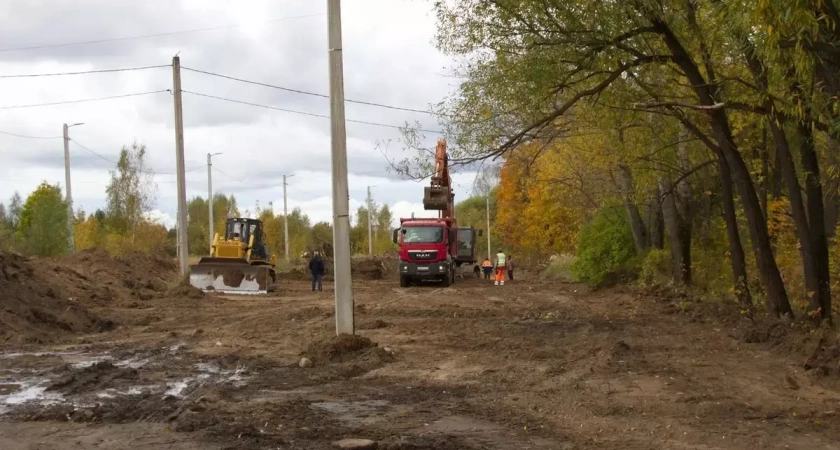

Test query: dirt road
[2,267,839,449]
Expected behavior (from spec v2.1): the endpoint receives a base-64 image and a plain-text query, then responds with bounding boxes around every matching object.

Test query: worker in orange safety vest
[481,258,493,279]
[493,250,506,286]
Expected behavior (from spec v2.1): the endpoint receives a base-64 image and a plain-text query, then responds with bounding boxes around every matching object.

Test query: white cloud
[145,209,176,228]
[0,0,476,237]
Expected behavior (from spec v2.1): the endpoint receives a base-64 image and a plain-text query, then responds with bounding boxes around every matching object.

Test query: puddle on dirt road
[0,376,64,415]
[0,348,253,415]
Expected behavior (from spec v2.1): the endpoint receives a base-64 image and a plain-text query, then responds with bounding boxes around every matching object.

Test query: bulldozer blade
[189,260,276,295]
[423,186,448,210]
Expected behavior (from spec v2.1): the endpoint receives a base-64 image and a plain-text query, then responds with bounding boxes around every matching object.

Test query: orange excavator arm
[422,138,453,217]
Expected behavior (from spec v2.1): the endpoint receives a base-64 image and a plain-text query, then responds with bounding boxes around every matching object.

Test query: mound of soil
[351,255,399,280]
[278,254,398,282]
[0,248,181,343]
[166,283,205,299]
[303,334,394,366]
[46,248,177,305]
[0,252,111,344]
[47,361,139,395]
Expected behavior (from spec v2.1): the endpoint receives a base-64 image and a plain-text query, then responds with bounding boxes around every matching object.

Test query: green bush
[571,207,638,287]
[640,248,671,286]
[541,253,576,281]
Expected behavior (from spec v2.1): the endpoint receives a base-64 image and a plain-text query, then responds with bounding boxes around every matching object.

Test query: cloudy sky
[0,0,479,229]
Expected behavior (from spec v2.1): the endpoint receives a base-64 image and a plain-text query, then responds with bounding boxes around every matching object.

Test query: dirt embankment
[0,249,180,344]
[279,254,398,282]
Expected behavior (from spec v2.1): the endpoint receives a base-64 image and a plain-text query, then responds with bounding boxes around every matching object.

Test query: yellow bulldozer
[189,217,277,294]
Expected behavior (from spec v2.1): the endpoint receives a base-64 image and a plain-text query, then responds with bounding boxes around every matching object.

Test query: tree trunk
[660,177,691,286]
[617,164,649,254]
[717,151,753,308]
[675,135,693,285]
[717,116,791,316]
[650,16,791,315]
[759,124,769,218]
[649,187,665,250]
[770,120,821,313]
[823,136,840,238]
[798,121,832,319]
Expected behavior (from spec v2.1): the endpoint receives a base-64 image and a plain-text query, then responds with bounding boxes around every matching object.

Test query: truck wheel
[399,275,409,287]
[441,270,452,287]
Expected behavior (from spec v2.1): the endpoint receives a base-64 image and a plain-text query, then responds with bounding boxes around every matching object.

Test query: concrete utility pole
[63,122,84,254]
[207,152,222,254]
[486,195,491,260]
[328,0,354,335]
[172,55,189,278]
[283,174,293,261]
[366,185,374,255]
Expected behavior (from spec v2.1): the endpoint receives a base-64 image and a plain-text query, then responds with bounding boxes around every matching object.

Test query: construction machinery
[189,217,277,294]
[392,139,482,287]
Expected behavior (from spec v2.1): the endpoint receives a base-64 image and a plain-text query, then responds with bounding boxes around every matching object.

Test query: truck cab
[392,218,481,287]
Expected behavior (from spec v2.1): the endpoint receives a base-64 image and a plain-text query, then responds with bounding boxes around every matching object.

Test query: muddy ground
[2,252,840,449]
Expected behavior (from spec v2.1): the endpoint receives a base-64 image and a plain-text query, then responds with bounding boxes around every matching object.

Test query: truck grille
[409,250,438,261]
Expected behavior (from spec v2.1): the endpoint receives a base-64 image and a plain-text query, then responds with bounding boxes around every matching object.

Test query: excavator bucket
[423,186,449,210]
[189,257,276,295]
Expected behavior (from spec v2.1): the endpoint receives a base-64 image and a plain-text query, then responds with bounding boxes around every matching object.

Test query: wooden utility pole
[328,0,354,335]
[367,185,373,255]
[63,124,74,254]
[486,196,491,259]
[283,174,292,261]
[207,152,222,254]
[172,55,189,278]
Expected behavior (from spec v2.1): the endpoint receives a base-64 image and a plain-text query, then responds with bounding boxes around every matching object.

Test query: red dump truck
[391,139,481,287]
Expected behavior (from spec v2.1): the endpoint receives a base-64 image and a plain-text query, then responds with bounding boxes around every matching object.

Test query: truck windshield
[402,226,444,243]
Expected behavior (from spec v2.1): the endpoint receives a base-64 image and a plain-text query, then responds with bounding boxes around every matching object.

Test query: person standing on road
[507,255,515,281]
[481,258,493,280]
[309,251,325,292]
[493,250,506,286]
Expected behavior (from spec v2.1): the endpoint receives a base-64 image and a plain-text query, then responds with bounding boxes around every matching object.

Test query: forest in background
[390,0,840,323]
[0,142,401,265]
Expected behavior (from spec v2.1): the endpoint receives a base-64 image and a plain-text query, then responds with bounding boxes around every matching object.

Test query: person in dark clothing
[308,251,325,291]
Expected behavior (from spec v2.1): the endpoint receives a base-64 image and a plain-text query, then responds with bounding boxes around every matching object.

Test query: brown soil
[0,252,110,344]
[0,249,180,344]
[47,361,139,395]
[1,254,839,449]
[280,255,397,282]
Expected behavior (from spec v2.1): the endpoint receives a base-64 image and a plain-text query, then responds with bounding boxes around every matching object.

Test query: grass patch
[541,254,576,282]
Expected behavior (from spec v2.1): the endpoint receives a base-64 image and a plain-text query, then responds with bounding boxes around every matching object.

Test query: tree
[105,141,157,243]
[403,0,799,316]
[7,192,22,232]
[18,182,68,257]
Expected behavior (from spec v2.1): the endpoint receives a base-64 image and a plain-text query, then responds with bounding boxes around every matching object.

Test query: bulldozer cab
[220,218,269,262]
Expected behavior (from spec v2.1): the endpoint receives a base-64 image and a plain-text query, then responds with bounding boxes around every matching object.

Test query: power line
[0,13,326,53]
[0,65,170,78]
[70,139,203,175]
[214,167,248,184]
[0,129,61,139]
[0,90,170,110]
[181,67,437,115]
[182,90,445,134]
